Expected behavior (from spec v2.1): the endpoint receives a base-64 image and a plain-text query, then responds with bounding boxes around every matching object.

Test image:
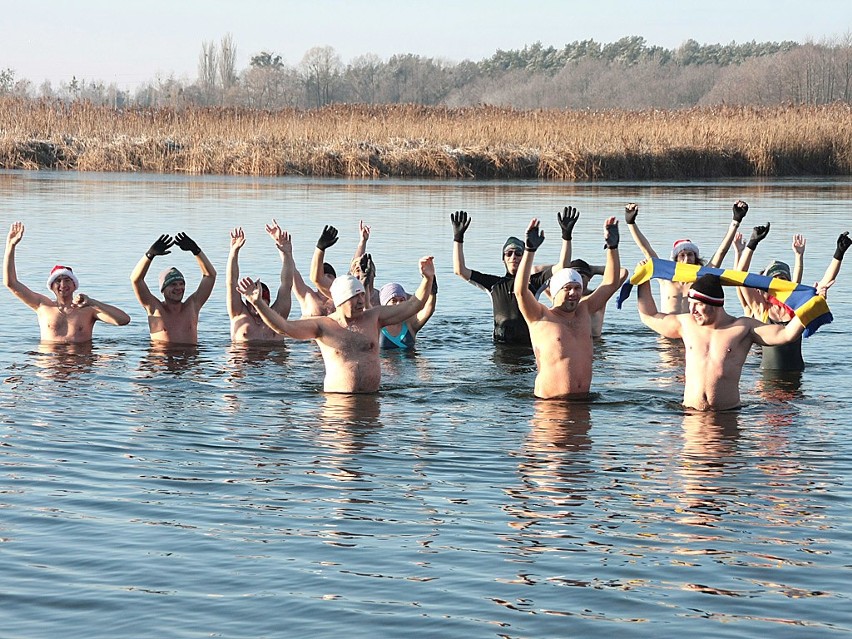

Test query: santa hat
[46,265,79,290]
[671,239,700,260]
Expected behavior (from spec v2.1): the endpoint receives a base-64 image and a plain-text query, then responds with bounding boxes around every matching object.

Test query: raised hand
[625,203,639,225]
[604,216,619,249]
[236,276,263,304]
[733,232,745,256]
[175,232,201,255]
[317,225,339,251]
[146,234,174,259]
[450,210,471,243]
[835,231,851,261]
[6,221,25,247]
[419,255,435,279]
[230,227,246,251]
[359,220,371,242]
[358,253,375,286]
[747,222,771,250]
[792,233,806,256]
[265,219,291,254]
[525,218,544,252]
[732,200,749,223]
[557,206,579,241]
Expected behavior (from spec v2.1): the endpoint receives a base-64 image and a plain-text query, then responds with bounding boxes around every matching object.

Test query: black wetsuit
[761,318,805,371]
[468,267,553,345]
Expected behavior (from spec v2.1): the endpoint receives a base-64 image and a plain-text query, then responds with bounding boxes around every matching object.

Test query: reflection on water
[1,172,850,638]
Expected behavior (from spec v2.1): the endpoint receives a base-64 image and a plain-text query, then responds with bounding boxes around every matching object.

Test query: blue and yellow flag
[616,258,832,337]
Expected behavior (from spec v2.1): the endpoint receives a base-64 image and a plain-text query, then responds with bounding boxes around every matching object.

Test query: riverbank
[2,98,851,179]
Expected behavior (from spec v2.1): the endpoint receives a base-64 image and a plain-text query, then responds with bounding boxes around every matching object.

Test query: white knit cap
[330,275,365,307]
[671,239,700,260]
[549,268,584,294]
[46,265,79,290]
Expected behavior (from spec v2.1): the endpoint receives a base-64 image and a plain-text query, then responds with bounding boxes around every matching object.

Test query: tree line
[2,33,852,110]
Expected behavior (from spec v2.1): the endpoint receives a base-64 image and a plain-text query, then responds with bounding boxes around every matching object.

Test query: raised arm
[311,225,338,299]
[175,232,216,308]
[237,276,322,340]
[636,274,683,339]
[378,256,435,327]
[131,234,173,312]
[751,314,806,346]
[514,218,546,323]
[585,217,621,314]
[817,231,850,290]
[556,206,579,270]
[450,210,472,281]
[624,203,659,259]
[265,219,294,318]
[409,275,438,333]
[352,220,370,262]
[4,222,50,310]
[226,227,247,319]
[707,200,749,267]
[791,234,805,284]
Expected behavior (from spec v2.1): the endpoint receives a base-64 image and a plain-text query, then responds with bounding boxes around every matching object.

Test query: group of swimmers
[4,202,849,412]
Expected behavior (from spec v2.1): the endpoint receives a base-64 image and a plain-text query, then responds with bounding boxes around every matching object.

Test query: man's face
[51,275,77,297]
[676,250,699,265]
[340,291,365,316]
[553,282,583,312]
[689,299,719,326]
[503,247,523,274]
[163,279,185,302]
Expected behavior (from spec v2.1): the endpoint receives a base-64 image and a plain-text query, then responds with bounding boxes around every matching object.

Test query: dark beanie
[503,237,524,254]
[688,274,724,307]
[569,258,593,278]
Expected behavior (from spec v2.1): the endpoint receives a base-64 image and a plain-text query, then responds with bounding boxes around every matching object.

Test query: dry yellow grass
[2,98,851,179]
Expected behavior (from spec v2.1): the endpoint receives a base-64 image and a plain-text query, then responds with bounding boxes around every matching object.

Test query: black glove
[835,231,851,261]
[174,232,201,255]
[604,220,619,249]
[146,234,174,260]
[317,225,339,251]
[624,203,639,225]
[525,223,544,252]
[732,200,749,223]
[747,222,771,250]
[358,253,375,284]
[557,206,579,241]
[450,210,471,243]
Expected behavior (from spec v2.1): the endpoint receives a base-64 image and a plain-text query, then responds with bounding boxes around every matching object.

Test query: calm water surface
[1,171,850,638]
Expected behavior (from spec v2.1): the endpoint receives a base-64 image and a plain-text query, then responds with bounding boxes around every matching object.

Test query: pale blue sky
[2,0,850,89]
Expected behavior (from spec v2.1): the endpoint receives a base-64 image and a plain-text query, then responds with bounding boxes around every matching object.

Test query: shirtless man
[637,272,810,411]
[567,258,628,338]
[4,221,130,343]
[515,216,622,399]
[226,224,294,343]
[452,207,575,345]
[130,232,216,345]
[626,200,748,313]
[237,256,435,393]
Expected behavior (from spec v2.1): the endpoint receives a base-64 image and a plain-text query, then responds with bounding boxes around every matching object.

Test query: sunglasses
[503,249,524,257]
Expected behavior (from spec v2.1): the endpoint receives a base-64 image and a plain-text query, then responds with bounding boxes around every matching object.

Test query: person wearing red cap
[130,231,216,345]
[226,223,294,343]
[625,200,749,313]
[4,222,130,343]
[636,271,814,411]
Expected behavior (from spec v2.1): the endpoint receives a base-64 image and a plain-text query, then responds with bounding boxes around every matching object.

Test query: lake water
[1,171,850,638]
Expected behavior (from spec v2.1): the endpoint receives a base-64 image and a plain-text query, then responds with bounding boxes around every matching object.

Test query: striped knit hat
[688,274,724,307]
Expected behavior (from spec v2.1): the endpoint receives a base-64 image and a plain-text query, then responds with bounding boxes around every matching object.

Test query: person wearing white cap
[237,255,436,393]
[624,200,749,313]
[4,221,130,343]
[130,231,216,345]
[514,216,623,399]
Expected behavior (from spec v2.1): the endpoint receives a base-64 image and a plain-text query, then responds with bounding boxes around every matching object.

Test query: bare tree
[219,33,238,103]
[300,46,342,107]
[198,40,218,105]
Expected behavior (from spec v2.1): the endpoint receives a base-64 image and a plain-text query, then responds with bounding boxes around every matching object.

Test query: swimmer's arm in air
[311,225,338,299]
[515,219,546,323]
[450,210,472,281]
[624,203,659,260]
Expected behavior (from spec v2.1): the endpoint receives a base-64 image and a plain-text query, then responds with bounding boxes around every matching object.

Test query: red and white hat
[46,265,79,290]
[671,239,700,260]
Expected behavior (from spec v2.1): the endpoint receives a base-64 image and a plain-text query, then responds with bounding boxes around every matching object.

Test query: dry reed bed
[1,98,851,179]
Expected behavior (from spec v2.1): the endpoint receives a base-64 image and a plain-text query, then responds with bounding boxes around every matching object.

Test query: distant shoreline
[2,99,851,180]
